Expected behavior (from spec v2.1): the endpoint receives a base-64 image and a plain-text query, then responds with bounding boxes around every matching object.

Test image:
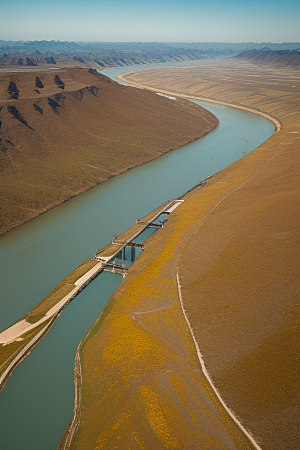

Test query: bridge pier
[131,246,135,262]
[147,222,163,228]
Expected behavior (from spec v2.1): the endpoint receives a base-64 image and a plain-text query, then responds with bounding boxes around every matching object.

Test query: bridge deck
[95,199,180,263]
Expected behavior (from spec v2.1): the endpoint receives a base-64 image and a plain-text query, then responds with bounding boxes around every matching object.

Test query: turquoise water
[0,63,275,450]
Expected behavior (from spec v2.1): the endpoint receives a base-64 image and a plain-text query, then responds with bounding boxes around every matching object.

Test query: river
[0,61,275,450]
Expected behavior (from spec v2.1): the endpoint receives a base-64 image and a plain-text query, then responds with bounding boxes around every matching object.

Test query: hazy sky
[0,0,299,43]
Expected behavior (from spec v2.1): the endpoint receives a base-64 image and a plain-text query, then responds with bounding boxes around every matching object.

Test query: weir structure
[95,199,183,277]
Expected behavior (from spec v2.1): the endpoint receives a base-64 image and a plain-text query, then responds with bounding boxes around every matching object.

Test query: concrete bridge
[94,199,184,275]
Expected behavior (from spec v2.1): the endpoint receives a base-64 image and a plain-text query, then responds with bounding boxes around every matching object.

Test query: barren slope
[0,68,218,234]
[235,50,300,68]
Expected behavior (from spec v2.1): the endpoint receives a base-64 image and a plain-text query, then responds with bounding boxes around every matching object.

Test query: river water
[0,62,275,450]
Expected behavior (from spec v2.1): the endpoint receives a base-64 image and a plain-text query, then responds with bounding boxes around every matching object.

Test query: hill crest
[235,49,300,68]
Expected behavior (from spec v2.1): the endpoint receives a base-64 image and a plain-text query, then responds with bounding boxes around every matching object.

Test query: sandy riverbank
[118,71,282,131]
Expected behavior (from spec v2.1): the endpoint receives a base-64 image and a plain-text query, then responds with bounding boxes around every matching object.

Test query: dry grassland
[0,68,218,235]
[69,60,299,449]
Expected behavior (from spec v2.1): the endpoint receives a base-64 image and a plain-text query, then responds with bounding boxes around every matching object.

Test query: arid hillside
[67,60,299,449]
[0,68,218,234]
[235,49,300,68]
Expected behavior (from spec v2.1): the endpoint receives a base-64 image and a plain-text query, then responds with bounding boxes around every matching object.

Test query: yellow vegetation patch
[102,314,165,370]
[94,411,132,450]
[139,386,180,449]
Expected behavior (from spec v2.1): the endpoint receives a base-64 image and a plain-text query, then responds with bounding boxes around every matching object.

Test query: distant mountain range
[1,41,299,69]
